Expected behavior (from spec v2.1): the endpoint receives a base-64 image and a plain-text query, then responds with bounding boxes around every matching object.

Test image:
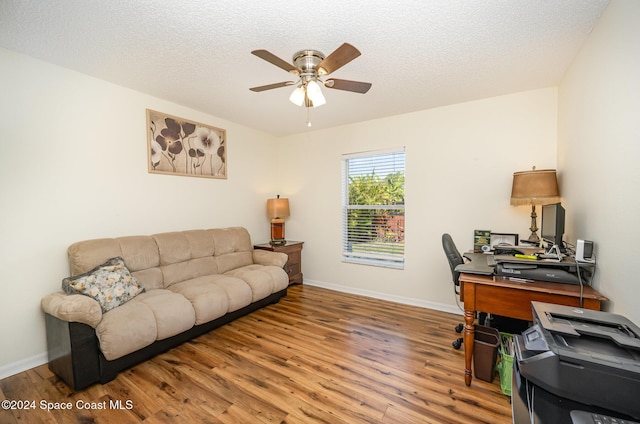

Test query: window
[342,148,405,269]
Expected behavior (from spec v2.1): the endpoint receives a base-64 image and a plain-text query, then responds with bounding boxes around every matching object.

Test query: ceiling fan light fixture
[250,43,370,116]
[289,85,305,106]
[306,80,326,107]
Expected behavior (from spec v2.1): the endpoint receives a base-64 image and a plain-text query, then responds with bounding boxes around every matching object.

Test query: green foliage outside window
[348,171,405,205]
[347,171,405,245]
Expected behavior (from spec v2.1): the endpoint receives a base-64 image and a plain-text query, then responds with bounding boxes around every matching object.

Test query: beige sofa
[41,227,289,390]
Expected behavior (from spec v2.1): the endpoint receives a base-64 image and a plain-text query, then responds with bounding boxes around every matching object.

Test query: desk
[459,273,609,386]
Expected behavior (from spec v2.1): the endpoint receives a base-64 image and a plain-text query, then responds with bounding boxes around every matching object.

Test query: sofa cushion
[95,290,196,360]
[210,227,254,273]
[117,236,162,290]
[212,275,254,312]
[153,230,219,287]
[134,290,196,339]
[115,235,161,271]
[130,267,164,291]
[224,264,289,302]
[169,277,230,325]
[161,257,219,288]
[68,236,163,291]
[68,238,123,276]
[62,257,145,313]
[96,299,158,361]
[154,231,192,265]
[169,275,253,324]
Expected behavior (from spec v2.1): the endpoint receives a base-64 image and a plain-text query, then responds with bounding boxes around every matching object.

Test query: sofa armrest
[41,291,103,328]
[252,250,288,268]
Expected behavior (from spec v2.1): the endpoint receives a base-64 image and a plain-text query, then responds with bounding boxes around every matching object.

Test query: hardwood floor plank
[0,285,512,423]
[229,349,388,423]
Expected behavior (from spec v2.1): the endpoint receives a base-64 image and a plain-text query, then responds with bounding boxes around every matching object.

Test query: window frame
[341,147,405,269]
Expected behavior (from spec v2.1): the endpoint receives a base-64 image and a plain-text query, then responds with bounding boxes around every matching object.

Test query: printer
[515,301,640,419]
[494,255,592,285]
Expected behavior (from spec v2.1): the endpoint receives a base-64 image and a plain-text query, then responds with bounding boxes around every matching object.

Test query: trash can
[498,332,514,395]
[473,325,500,382]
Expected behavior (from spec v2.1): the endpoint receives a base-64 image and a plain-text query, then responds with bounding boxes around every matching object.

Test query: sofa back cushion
[210,227,253,273]
[153,230,219,288]
[68,236,163,291]
[67,227,257,292]
[118,236,164,290]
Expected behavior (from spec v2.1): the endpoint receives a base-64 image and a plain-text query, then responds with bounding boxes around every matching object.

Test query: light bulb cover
[289,86,305,106]
[311,91,326,107]
[306,80,326,107]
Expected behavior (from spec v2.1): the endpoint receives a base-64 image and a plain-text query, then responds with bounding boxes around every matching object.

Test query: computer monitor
[541,202,565,250]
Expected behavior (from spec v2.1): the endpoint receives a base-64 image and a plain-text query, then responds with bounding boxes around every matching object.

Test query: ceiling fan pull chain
[306,107,312,127]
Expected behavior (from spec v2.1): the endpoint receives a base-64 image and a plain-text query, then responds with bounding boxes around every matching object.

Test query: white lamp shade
[289,86,305,106]
[306,80,326,107]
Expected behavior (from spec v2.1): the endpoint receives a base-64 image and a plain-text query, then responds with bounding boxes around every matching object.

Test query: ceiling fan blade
[324,78,372,94]
[251,50,300,75]
[249,81,296,92]
[317,43,361,76]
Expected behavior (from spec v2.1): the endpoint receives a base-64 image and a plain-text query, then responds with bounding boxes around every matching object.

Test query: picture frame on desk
[474,230,491,252]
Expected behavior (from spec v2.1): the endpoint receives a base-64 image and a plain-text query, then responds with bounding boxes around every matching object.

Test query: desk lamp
[510,168,560,244]
[266,195,290,246]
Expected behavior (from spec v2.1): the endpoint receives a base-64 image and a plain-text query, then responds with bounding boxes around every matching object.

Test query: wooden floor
[0,285,512,423]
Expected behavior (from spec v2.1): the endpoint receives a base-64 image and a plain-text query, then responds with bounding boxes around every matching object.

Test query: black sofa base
[45,288,287,390]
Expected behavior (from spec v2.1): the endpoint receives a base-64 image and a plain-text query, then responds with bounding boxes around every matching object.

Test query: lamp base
[526,204,541,245]
[525,233,540,244]
[270,219,285,245]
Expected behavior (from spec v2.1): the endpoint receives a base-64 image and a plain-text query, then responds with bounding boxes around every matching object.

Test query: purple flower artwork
[147,109,227,179]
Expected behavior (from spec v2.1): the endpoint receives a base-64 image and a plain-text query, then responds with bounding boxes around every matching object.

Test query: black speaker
[576,239,595,263]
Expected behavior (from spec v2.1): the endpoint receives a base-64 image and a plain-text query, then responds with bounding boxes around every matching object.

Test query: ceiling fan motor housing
[292,50,325,78]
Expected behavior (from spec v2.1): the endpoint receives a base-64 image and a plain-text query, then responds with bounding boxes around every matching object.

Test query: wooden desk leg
[464,309,475,386]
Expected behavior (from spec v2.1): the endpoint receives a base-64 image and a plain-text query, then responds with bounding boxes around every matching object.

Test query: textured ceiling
[0,0,609,136]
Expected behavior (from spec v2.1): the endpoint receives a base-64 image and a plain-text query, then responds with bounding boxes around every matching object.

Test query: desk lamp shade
[267,195,290,245]
[510,168,560,243]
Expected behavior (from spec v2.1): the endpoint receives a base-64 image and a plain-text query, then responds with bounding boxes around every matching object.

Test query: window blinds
[342,148,405,269]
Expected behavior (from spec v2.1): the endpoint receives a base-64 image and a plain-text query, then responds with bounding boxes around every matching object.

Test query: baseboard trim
[303,279,463,316]
[0,352,48,381]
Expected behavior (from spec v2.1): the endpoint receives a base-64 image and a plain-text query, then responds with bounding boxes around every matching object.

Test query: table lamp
[266,195,290,246]
[510,168,560,244]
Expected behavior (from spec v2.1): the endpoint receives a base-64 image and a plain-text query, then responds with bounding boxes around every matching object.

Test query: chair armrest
[41,291,102,328]
[253,250,288,268]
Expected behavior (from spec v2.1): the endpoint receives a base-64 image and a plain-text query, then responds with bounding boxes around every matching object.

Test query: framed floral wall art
[146,109,227,179]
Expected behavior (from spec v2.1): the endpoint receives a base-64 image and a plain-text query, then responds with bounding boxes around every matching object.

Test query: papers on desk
[456,253,494,275]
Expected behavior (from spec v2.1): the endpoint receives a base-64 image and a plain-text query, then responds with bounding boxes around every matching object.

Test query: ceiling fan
[249,43,372,108]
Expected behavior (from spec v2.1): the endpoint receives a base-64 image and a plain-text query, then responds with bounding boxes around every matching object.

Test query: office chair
[442,233,491,349]
[442,233,466,349]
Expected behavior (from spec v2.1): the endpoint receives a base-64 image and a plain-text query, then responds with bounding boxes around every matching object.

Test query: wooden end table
[254,241,304,285]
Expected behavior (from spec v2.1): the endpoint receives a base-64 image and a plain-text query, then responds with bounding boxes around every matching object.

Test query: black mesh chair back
[442,233,464,294]
[442,233,467,348]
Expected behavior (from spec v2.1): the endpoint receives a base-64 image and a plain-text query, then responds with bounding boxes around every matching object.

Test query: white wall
[558,0,640,323]
[0,48,279,377]
[278,88,558,309]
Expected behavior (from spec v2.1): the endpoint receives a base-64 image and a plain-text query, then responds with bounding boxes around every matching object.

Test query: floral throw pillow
[62,257,145,313]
